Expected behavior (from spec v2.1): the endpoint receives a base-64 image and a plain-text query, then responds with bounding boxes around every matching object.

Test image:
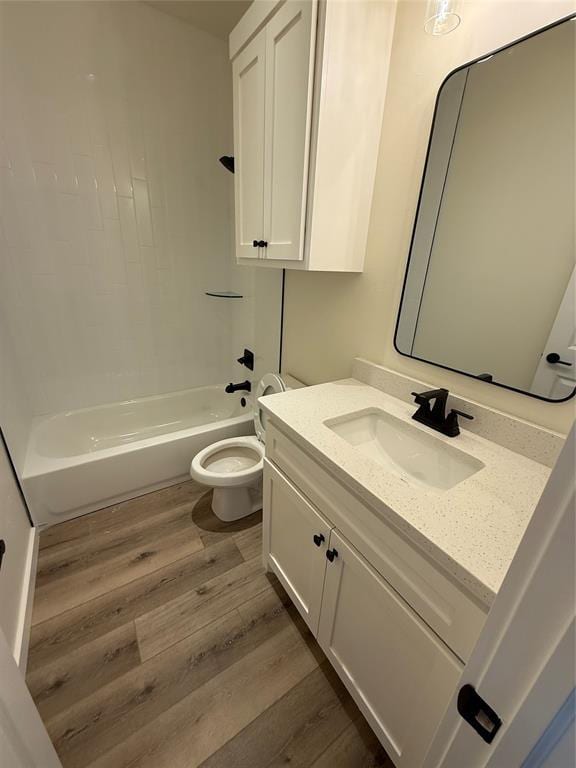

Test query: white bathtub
[22,386,253,527]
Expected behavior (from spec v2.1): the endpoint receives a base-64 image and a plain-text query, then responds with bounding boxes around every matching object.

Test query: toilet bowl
[190,373,286,521]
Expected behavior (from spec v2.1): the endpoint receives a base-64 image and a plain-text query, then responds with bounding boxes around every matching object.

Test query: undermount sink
[324,408,484,491]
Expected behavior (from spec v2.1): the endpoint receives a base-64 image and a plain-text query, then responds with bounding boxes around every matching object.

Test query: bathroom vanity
[259,365,555,768]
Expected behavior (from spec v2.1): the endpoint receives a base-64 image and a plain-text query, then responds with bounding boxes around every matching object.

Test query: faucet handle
[442,408,473,437]
[450,408,474,421]
[411,392,430,414]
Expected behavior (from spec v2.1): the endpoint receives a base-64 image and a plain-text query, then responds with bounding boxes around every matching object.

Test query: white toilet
[190,373,286,522]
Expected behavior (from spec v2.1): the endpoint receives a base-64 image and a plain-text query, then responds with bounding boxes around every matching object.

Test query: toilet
[190,373,286,522]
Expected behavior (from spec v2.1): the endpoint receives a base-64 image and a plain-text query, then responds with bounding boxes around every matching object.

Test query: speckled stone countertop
[260,379,551,606]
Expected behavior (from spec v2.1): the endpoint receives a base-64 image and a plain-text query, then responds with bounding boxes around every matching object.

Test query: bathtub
[22,386,253,527]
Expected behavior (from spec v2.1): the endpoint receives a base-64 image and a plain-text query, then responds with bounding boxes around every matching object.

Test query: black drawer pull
[313,533,325,547]
[326,548,338,563]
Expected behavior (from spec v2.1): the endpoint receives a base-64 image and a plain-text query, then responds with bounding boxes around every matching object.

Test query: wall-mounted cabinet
[230,0,397,271]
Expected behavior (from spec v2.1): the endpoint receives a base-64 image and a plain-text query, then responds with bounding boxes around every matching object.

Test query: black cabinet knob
[546,352,572,367]
[313,533,325,547]
[252,240,259,248]
[326,548,338,563]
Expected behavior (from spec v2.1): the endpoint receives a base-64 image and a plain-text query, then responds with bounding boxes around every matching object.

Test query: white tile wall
[0,0,281,421]
[0,306,32,473]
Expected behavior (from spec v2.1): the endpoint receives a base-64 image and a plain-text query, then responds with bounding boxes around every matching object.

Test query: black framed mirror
[395,14,575,402]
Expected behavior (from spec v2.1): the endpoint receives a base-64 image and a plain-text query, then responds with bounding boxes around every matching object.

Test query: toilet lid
[254,373,286,443]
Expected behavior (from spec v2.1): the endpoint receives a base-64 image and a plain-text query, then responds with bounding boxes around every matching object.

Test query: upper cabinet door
[263,0,315,262]
[232,29,266,260]
[230,0,394,270]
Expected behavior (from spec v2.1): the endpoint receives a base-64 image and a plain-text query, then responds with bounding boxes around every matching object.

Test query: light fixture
[424,0,462,36]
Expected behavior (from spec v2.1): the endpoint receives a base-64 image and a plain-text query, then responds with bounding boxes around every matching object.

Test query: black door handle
[326,548,338,562]
[313,533,325,547]
[457,684,502,744]
[546,352,572,367]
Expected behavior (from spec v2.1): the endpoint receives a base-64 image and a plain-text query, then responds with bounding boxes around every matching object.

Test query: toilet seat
[190,373,287,522]
[254,373,286,443]
[190,435,264,488]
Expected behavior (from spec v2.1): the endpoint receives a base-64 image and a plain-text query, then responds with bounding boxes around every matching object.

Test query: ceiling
[147,1,252,40]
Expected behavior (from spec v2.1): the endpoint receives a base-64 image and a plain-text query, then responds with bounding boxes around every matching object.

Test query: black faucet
[225,380,251,394]
[411,388,473,437]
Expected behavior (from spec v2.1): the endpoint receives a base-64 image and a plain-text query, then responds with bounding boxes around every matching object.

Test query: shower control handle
[237,348,254,371]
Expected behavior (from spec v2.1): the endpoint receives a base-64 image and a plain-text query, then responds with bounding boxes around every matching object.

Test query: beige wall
[283,0,576,434]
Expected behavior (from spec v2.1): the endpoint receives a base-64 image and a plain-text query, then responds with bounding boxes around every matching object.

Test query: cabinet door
[263,0,315,262]
[232,29,266,260]
[318,530,462,768]
[263,460,331,635]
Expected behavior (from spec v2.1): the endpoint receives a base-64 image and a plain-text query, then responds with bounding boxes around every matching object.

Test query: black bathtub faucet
[225,380,251,394]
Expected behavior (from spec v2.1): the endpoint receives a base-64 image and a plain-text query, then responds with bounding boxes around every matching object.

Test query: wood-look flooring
[27,480,392,768]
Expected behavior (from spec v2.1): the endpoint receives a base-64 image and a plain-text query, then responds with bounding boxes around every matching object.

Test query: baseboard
[14,527,39,673]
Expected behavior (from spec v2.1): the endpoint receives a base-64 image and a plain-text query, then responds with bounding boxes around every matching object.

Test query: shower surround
[0,1,282,522]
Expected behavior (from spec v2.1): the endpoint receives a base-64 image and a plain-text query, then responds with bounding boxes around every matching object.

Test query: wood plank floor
[27,480,393,768]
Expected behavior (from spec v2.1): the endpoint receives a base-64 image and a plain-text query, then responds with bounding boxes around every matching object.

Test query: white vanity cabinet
[230,0,397,271]
[263,422,488,768]
[318,529,462,768]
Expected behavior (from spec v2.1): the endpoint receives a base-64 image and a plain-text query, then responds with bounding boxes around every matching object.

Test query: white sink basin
[325,408,484,491]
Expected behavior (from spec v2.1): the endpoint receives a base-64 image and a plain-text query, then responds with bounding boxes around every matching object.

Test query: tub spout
[225,380,251,394]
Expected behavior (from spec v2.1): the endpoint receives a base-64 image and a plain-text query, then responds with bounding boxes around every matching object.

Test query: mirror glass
[395,17,575,402]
